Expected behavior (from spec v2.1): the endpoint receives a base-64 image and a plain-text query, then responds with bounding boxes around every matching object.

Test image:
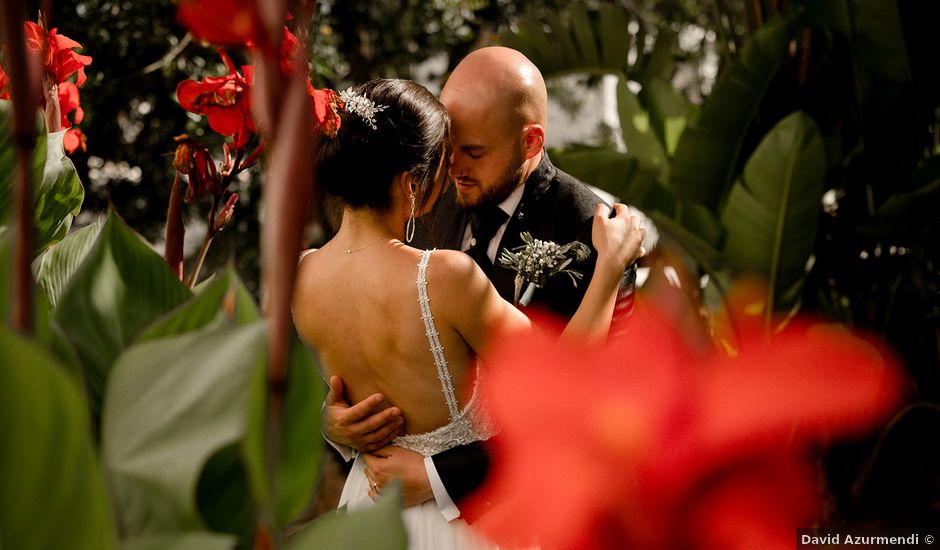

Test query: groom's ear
[522,124,544,160]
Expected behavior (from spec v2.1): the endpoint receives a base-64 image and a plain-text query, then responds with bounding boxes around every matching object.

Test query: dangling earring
[405,192,416,243]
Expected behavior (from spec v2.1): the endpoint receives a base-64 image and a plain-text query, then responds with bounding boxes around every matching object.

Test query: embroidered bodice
[392,250,497,456]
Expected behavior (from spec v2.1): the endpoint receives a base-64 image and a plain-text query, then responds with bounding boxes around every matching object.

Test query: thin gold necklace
[344,236,385,254]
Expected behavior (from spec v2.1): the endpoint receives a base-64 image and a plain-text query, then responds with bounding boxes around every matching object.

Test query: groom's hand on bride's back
[324,375,404,452]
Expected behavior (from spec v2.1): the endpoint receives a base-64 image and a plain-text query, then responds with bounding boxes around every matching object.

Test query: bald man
[324,47,623,518]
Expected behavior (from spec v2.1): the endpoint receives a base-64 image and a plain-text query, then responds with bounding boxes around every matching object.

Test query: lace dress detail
[393,250,497,456]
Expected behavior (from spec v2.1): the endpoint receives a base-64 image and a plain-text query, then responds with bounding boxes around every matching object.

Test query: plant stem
[185,194,219,288]
[4,0,38,334]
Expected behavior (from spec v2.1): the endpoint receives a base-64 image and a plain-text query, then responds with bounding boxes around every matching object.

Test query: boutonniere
[498,232,591,306]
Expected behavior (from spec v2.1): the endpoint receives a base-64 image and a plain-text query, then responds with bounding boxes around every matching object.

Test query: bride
[292,79,644,549]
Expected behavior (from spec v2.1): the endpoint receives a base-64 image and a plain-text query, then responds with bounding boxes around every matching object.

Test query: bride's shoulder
[424,249,489,292]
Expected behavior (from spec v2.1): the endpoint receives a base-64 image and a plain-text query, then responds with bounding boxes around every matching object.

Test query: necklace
[344,236,385,254]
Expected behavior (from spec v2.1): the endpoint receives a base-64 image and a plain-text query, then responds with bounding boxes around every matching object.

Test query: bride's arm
[561,203,645,343]
[439,202,645,352]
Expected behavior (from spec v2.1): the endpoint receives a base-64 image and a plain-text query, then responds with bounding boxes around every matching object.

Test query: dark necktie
[466,206,509,274]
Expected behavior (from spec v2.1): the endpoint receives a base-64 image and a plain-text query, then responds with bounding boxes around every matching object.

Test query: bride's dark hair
[315,79,450,214]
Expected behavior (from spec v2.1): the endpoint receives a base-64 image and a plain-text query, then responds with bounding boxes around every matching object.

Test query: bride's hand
[592,203,646,273]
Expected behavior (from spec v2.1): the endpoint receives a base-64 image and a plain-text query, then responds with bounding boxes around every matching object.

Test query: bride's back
[294,243,476,435]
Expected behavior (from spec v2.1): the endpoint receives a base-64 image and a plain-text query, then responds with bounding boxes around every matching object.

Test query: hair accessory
[339,88,387,130]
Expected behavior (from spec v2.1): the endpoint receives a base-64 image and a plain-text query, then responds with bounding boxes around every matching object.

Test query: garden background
[1,0,937,549]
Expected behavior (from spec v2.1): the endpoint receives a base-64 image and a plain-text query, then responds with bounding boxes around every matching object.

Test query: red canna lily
[307,83,342,138]
[177,0,265,49]
[466,303,903,550]
[24,21,92,87]
[176,50,255,150]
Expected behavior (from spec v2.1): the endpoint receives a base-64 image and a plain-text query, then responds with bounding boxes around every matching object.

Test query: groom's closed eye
[460,145,485,159]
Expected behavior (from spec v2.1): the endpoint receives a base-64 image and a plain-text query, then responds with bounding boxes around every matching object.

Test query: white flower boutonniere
[498,232,591,306]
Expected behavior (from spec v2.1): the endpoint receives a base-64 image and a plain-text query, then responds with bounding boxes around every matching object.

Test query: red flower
[307,84,342,138]
[24,21,92,87]
[177,0,264,48]
[56,82,86,153]
[63,128,86,154]
[176,50,255,150]
[466,304,902,550]
[172,135,220,201]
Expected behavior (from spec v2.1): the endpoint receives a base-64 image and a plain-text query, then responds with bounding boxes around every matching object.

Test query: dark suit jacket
[412,153,605,503]
[413,153,602,318]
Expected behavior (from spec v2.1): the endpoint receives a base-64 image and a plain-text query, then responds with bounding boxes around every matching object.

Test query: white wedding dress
[338,250,497,550]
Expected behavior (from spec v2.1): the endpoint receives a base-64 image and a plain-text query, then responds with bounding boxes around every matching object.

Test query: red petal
[206,104,245,136]
[177,80,212,113]
[177,0,262,46]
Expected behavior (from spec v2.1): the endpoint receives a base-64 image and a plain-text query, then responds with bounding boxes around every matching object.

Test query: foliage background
[9,0,939,535]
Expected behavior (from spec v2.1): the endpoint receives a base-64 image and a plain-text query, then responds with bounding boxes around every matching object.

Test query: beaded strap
[417,250,460,420]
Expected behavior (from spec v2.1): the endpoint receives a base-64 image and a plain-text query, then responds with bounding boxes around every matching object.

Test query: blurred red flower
[466,303,903,550]
[177,0,264,48]
[24,21,92,87]
[177,50,255,150]
[0,65,9,100]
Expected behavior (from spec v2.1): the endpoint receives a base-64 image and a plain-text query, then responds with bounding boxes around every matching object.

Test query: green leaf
[195,444,254,541]
[0,100,46,228]
[851,0,912,103]
[616,75,669,178]
[120,532,236,550]
[52,211,191,427]
[639,79,697,157]
[101,321,267,536]
[500,4,639,79]
[33,130,84,255]
[244,338,325,528]
[669,13,799,212]
[285,486,407,550]
[0,327,117,550]
[859,158,940,242]
[569,3,600,68]
[35,218,104,310]
[550,146,659,207]
[136,266,257,342]
[720,111,826,318]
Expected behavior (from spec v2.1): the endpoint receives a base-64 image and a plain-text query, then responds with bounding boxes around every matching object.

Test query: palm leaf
[669,12,801,213]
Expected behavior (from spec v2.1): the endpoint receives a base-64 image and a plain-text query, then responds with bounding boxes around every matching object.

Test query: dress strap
[417,249,460,420]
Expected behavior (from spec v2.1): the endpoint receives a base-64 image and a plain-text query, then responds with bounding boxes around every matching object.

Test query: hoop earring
[405,192,416,243]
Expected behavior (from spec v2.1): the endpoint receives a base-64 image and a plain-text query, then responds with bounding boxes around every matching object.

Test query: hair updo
[315,79,450,213]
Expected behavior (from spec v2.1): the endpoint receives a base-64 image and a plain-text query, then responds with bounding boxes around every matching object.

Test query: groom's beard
[456,148,527,210]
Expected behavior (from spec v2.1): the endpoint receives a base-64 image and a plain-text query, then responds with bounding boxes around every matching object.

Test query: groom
[324,46,636,518]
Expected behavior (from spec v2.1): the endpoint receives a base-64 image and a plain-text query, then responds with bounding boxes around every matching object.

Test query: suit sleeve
[430,439,492,504]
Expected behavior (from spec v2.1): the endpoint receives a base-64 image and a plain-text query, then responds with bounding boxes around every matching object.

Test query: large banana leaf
[52,211,191,428]
[669,13,800,213]
[549,146,661,209]
[639,78,698,157]
[0,327,117,550]
[720,111,825,321]
[616,75,669,177]
[501,3,641,79]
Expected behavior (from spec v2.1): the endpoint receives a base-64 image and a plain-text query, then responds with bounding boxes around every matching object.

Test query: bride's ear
[396,172,418,196]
